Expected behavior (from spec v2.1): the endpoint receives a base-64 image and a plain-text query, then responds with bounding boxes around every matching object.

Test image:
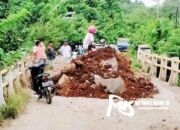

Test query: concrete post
[21,61,29,87]
[141,54,150,73]
[24,58,31,85]
[137,45,151,61]
[150,55,157,78]
[0,73,5,106]
[169,57,179,86]
[159,58,168,81]
[7,68,15,96]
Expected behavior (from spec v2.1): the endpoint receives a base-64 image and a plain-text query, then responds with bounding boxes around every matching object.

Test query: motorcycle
[29,61,55,104]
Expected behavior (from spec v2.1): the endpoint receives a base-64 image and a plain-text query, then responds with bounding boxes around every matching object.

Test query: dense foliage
[0,0,179,69]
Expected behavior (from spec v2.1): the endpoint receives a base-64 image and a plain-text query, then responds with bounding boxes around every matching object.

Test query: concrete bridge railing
[0,56,33,106]
[137,45,180,86]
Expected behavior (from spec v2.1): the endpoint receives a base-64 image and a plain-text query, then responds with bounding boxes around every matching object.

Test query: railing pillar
[137,45,151,60]
[169,57,179,86]
[141,54,149,73]
[21,61,29,87]
[0,73,5,106]
[7,69,15,96]
[150,55,157,77]
[24,57,31,85]
[159,58,168,81]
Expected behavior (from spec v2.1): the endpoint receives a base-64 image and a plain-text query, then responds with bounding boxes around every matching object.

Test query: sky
[131,0,165,7]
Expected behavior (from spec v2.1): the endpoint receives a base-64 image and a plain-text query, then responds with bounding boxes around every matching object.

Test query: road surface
[1,78,180,130]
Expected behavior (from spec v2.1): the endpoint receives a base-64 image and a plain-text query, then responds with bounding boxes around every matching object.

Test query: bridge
[0,46,180,130]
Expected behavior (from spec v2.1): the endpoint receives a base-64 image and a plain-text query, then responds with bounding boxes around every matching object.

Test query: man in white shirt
[59,40,72,58]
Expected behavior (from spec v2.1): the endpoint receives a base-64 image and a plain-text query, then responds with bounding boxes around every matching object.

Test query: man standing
[59,40,72,58]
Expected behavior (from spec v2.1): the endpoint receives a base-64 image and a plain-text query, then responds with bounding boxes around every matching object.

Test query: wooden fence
[0,56,32,106]
[138,51,180,86]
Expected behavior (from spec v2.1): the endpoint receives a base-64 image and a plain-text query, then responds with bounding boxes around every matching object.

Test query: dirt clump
[54,47,158,100]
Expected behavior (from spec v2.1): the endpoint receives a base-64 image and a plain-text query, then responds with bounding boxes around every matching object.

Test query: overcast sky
[131,0,165,7]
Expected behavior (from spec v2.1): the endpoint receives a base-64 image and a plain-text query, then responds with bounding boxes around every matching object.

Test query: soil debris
[53,47,157,100]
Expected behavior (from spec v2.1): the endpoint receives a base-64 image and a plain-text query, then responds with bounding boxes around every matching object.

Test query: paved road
[1,78,180,130]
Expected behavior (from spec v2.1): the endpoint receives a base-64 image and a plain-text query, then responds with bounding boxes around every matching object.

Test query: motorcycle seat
[29,62,45,70]
[37,73,50,78]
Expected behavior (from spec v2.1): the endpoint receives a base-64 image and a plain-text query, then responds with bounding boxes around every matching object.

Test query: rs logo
[106,95,135,117]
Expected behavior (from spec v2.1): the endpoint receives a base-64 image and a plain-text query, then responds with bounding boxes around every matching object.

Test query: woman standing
[36,39,47,62]
[31,40,40,62]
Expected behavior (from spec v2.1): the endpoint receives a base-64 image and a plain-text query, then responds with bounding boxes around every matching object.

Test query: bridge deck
[1,78,180,130]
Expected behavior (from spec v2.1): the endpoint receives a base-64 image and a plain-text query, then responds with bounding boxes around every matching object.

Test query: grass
[0,89,30,125]
[131,56,141,72]
[125,49,141,72]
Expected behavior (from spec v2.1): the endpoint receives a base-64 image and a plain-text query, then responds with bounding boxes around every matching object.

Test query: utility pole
[157,0,160,19]
[154,0,160,19]
[175,0,179,28]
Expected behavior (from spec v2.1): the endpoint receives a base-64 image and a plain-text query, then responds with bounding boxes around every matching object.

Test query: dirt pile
[54,47,158,100]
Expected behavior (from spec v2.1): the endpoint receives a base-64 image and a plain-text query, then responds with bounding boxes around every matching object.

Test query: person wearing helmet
[83,26,97,51]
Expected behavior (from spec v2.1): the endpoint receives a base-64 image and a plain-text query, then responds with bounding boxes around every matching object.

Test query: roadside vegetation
[0,89,30,125]
[0,0,179,70]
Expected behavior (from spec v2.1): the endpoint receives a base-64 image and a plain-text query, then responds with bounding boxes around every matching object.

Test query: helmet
[88,26,97,34]
[63,39,68,43]
[100,39,105,43]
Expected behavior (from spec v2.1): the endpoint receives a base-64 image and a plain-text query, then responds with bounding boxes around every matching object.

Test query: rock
[79,80,91,89]
[73,59,84,66]
[94,75,126,94]
[135,73,151,81]
[57,74,71,96]
[153,86,159,94]
[100,57,118,72]
[174,127,178,130]
[100,94,108,98]
[58,74,70,87]
[144,85,152,90]
[53,56,71,73]
[52,67,62,74]
[162,119,166,121]
[90,84,97,89]
[62,63,76,73]
[51,72,62,82]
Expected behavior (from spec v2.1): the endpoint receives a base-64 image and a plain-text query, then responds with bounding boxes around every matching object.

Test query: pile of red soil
[54,47,158,100]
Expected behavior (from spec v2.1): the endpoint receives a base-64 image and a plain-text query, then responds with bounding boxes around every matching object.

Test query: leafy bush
[0,90,30,123]
[0,105,17,119]
[0,0,179,70]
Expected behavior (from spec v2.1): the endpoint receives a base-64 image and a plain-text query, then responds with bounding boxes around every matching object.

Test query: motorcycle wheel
[46,89,52,104]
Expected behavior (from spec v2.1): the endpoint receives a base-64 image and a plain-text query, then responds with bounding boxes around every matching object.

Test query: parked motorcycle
[29,61,55,104]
